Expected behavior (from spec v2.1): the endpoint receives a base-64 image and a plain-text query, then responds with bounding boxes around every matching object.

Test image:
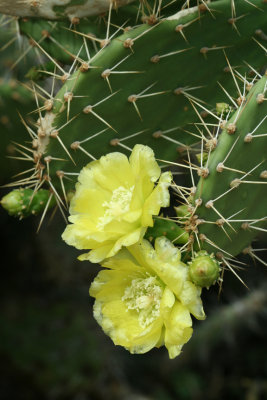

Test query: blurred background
[0,10,267,400]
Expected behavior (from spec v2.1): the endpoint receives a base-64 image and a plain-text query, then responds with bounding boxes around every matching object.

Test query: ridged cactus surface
[0,0,135,20]
[18,0,267,196]
[193,73,267,257]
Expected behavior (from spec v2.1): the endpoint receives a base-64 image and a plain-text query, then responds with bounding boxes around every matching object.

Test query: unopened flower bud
[189,251,220,288]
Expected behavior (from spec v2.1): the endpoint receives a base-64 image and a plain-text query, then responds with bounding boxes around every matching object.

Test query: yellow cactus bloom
[90,237,205,358]
[62,145,172,263]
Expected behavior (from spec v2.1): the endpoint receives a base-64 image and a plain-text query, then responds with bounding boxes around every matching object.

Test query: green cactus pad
[193,73,267,257]
[145,217,189,245]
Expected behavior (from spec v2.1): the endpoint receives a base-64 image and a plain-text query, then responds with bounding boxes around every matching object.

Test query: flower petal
[179,281,206,320]
[141,171,172,226]
[164,302,193,353]
[129,144,161,183]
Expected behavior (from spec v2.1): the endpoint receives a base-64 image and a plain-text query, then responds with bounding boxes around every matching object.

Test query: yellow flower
[90,237,205,358]
[62,145,172,263]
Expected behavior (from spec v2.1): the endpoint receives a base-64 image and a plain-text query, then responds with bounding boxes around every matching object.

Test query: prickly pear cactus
[1,188,55,218]
[192,73,267,257]
[0,0,267,358]
[0,0,135,20]
[12,0,267,195]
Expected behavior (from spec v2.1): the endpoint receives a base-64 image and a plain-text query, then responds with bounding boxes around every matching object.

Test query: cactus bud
[1,190,23,216]
[189,251,220,288]
[216,102,232,117]
[1,188,55,218]
[196,152,208,165]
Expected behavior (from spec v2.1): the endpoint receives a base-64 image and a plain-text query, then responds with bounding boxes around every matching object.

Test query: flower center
[122,276,163,328]
[97,186,134,229]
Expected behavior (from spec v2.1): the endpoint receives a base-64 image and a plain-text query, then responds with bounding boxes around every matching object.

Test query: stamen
[122,276,163,328]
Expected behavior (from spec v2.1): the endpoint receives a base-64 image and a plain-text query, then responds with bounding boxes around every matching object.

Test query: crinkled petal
[122,209,142,223]
[128,239,188,296]
[69,187,109,219]
[129,144,161,183]
[80,243,114,263]
[90,269,133,301]
[127,322,163,354]
[127,240,156,275]
[160,286,176,318]
[106,227,145,259]
[90,152,134,192]
[62,223,96,250]
[102,249,141,272]
[150,241,189,298]
[179,281,206,320]
[164,302,193,351]
[93,296,163,354]
[141,172,172,226]
[154,236,181,263]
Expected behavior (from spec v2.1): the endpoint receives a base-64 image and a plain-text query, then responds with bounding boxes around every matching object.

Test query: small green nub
[189,251,220,288]
[1,190,23,216]
[216,102,232,116]
[196,152,209,165]
[1,188,55,218]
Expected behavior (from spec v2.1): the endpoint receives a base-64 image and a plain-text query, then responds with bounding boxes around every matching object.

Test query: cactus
[1,188,55,218]
[0,81,35,181]
[6,0,265,196]
[191,73,267,258]
[0,0,135,20]
[17,0,187,64]
[0,0,266,358]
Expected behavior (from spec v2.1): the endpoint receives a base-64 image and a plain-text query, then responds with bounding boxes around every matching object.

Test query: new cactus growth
[1,188,55,218]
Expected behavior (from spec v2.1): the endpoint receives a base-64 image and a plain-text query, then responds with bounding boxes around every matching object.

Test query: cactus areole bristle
[189,251,220,288]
